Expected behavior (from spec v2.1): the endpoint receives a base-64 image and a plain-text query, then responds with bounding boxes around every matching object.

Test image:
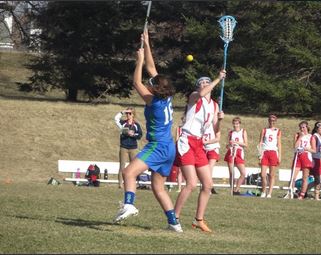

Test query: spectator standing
[311,121,321,200]
[289,121,314,200]
[258,114,282,198]
[114,107,142,189]
[223,117,248,195]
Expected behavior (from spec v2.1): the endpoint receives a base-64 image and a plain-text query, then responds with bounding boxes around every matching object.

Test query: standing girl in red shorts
[224,117,248,195]
[311,121,321,200]
[258,114,282,198]
[291,121,314,200]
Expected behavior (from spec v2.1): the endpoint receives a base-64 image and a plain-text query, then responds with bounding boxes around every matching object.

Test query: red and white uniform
[176,97,216,167]
[260,128,280,166]
[295,133,313,170]
[203,101,220,160]
[224,129,245,164]
[312,133,321,175]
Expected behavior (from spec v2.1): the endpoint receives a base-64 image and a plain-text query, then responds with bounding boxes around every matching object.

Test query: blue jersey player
[113,30,182,232]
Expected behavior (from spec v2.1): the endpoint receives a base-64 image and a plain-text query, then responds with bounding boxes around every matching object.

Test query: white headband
[195,77,212,87]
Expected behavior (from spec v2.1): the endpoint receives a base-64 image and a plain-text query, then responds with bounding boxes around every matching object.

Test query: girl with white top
[311,121,321,200]
[258,114,282,198]
[223,117,248,194]
[292,121,314,200]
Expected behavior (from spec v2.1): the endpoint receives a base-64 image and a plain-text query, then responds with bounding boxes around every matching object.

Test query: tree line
[16,1,321,116]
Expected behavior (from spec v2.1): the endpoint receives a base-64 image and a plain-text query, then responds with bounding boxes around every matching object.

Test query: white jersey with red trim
[312,133,321,159]
[203,123,220,151]
[203,100,219,151]
[297,133,312,149]
[262,128,280,151]
[181,97,215,138]
[228,129,245,152]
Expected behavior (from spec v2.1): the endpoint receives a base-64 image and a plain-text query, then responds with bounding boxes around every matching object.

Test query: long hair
[298,120,310,133]
[312,121,321,135]
[147,74,175,99]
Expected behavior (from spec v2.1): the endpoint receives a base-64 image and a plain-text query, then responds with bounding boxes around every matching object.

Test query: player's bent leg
[151,172,183,232]
[113,158,148,223]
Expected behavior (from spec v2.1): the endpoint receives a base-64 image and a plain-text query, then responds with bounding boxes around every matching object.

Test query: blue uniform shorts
[137,140,175,177]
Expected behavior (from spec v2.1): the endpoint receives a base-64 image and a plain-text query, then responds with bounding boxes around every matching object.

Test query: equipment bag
[85,164,101,187]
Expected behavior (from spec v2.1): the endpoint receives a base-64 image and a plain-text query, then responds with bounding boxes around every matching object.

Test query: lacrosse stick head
[218,15,237,44]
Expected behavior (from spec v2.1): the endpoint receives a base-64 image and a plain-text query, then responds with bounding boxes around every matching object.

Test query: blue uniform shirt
[144,96,174,142]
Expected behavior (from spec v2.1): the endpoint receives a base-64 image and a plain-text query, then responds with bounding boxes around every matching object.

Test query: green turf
[1,182,320,254]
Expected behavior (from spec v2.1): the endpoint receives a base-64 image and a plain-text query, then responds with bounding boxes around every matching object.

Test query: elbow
[133,80,139,89]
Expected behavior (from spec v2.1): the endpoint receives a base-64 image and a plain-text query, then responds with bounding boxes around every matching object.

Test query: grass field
[1,50,321,254]
[1,182,321,254]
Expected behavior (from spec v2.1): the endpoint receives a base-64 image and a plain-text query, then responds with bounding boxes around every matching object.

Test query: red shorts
[260,150,279,167]
[175,136,208,168]
[224,147,245,164]
[207,149,220,161]
[167,165,179,182]
[295,152,313,170]
[312,158,321,175]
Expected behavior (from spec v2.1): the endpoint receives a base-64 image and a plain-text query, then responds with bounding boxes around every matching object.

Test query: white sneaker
[113,204,139,223]
[260,192,266,198]
[168,223,183,233]
[266,194,272,198]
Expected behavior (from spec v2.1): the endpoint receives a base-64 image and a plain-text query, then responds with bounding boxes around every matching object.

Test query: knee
[185,181,198,191]
[201,180,213,191]
[269,173,275,178]
[122,168,134,179]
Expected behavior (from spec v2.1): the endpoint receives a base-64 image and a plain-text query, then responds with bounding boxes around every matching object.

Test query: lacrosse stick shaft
[230,146,236,196]
[288,152,299,198]
[219,43,229,112]
[140,1,152,49]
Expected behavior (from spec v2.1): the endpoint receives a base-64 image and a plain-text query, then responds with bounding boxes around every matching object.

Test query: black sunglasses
[125,112,132,115]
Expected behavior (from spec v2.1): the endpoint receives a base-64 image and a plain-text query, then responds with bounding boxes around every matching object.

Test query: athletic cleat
[260,192,266,198]
[211,188,218,194]
[113,203,139,223]
[192,219,212,233]
[168,223,183,233]
[266,194,272,198]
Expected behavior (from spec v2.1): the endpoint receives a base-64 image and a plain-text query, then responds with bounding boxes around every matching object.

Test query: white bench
[58,160,293,189]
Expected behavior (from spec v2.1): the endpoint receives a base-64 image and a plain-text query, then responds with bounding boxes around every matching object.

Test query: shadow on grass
[11,214,152,231]
[55,217,152,231]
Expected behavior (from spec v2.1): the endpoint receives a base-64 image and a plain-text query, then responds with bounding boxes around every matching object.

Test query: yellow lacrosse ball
[186,54,193,62]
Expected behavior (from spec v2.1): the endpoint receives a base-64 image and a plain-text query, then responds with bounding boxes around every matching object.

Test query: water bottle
[104,169,108,180]
[76,168,81,185]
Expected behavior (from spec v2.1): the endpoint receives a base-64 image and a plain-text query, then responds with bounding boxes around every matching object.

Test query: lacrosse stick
[140,1,152,48]
[284,148,301,199]
[230,144,237,196]
[218,15,237,111]
[250,144,263,195]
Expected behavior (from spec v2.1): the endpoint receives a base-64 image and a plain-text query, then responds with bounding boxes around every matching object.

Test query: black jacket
[115,112,143,149]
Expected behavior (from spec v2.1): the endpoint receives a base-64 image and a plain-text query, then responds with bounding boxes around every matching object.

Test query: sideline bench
[58,160,295,189]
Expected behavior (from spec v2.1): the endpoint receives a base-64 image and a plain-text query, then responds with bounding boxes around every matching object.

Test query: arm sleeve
[135,123,143,140]
[114,112,123,130]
